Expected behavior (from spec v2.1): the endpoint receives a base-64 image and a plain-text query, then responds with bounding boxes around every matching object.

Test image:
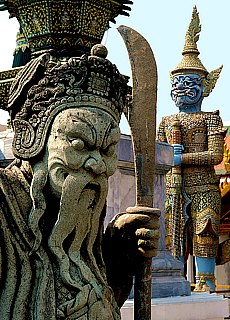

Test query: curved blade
[118,25,158,207]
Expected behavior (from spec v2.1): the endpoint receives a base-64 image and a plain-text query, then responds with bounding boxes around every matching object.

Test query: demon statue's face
[171,73,204,112]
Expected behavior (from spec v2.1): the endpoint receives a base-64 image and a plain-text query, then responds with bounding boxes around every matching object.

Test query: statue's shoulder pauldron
[201,109,220,116]
[201,110,227,137]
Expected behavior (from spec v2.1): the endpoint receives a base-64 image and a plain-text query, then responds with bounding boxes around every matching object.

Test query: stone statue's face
[47,108,120,197]
[171,73,204,111]
[45,108,120,294]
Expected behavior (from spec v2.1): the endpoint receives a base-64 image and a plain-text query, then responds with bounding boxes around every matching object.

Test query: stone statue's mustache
[48,171,108,290]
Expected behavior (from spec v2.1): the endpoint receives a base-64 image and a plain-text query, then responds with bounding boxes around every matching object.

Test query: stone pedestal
[151,142,191,297]
[113,139,190,298]
[151,250,191,298]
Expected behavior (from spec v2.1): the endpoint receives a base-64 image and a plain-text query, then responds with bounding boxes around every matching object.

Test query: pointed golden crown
[171,6,222,97]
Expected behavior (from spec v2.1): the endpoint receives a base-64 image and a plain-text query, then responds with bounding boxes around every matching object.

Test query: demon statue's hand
[172,143,184,166]
[102,206,160,306]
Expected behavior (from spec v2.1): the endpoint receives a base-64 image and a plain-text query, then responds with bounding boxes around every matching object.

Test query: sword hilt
[171,120,183,258]
[171,120,181,145]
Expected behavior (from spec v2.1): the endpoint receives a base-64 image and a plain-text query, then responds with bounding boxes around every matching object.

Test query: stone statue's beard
[47,171,108,291]
[29,160,48,253]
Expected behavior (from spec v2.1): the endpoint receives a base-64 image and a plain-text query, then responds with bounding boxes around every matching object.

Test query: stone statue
[0,46,160,319]
[0,1,160,319]
[156,6,226,291]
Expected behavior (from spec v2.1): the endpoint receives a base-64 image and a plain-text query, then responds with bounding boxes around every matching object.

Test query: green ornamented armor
[157,110,226,260]
[157,8,227,291]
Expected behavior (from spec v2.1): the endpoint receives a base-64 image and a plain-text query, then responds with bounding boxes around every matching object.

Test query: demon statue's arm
[181,113,226,166]
[157,112,226,167]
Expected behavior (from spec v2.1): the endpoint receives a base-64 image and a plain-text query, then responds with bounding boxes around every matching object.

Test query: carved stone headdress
[171,6,222,97]
[7,45,129,160]
[0,0,132,160]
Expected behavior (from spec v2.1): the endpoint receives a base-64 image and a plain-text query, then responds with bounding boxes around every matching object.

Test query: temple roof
[214,126,230,234]
[215,126,230,176]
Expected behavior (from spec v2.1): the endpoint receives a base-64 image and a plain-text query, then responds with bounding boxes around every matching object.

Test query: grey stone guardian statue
[0,46,160,319]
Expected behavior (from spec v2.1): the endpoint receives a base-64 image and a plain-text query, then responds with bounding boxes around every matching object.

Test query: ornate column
[151,142,191,298]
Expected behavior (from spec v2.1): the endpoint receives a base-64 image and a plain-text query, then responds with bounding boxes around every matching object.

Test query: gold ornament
[203,65,223,97]
[171,6,222,97]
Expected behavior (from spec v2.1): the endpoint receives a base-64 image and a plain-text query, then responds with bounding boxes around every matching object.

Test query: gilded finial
[171,6,222,97]
[171,6,207,77]
[182,6,201,55]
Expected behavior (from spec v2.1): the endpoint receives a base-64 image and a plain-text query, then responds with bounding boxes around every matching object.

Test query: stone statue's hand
[113,206,161,258]
[172,144,183,166]
[103,207,160,302]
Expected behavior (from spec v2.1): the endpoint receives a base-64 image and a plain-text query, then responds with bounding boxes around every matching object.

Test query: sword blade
[118,25,158,320]
[118,25,157,208]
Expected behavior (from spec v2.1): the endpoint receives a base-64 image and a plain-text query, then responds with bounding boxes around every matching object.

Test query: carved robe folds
[0,161,120,320]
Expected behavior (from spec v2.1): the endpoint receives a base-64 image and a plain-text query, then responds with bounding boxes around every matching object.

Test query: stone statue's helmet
[170,6,222,98]
[7,45,129,160]
[1,0,132,160]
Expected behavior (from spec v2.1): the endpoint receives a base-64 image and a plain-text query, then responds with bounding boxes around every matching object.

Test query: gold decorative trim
[223,140,230,171]
[170,6,222,98]
[0,67,22,110]
[220,178,230,198]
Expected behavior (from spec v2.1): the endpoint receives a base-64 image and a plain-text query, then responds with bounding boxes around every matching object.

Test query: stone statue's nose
[84,157,106,175]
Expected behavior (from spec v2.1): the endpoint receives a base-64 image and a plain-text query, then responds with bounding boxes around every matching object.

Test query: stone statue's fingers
[135,228,160,240]
[141,219,160,230]
[114,213,150,229]
[138,238,159,249]
[137,236,160,258]
[138,246,158,258]
[126,206,161,218]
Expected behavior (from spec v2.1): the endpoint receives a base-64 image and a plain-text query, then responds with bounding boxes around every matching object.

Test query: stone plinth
[151,142,191,297]
[121,293,229,320]
[110,136,191,298]
[151,250,191,298]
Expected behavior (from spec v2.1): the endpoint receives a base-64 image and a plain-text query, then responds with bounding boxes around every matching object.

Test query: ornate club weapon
[118,25,160,320]
[171,121,183,259]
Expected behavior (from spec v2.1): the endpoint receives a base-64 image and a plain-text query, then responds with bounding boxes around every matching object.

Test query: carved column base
[151,250,191,298]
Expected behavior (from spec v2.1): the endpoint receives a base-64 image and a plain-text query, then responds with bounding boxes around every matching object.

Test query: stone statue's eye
[70,138,85,150]
[103,144,116,157]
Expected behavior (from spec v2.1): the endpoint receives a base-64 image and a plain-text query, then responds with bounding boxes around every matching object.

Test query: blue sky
[0,1,229,133]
